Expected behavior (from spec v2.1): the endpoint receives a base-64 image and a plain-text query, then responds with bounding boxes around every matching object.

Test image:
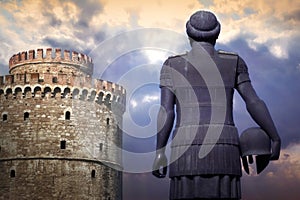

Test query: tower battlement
[9,48,94,75]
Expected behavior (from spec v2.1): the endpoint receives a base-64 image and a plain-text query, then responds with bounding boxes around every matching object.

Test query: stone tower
[0,48,126,200]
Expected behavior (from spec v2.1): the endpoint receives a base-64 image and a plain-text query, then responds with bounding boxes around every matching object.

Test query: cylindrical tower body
[0,48,126,200]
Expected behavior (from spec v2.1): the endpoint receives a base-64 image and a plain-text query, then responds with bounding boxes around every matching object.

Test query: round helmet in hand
[240,127,271,174]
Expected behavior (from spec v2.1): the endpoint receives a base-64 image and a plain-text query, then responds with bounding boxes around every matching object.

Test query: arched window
[72,88,79,99]
[44,87,52,97]
[65,111,71,120]
[24,87,32,98]
[15,87,22,98]
[2,114,7,121]
[10,170,16,178]
[53,87,61,98]
[91,170,96,178]
[63,88,71,98]
[24,112,29,121]
[80,89,88,100]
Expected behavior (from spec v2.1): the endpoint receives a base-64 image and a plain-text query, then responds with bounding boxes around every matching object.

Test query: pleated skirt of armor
[169,144,242,199]
[170,175,241,199]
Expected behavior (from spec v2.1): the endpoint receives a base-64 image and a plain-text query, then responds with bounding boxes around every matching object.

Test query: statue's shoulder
[165,53,188,66]
[217,49,238,57]
[168,52,188,60]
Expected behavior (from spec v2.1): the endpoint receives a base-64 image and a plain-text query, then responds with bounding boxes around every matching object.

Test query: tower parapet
[9,48,94,76]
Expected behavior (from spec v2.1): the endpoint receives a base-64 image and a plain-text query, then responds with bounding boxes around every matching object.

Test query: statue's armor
[160,45,250,177]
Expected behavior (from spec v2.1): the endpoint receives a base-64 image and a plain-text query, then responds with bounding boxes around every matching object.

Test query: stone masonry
[0,48,126,200]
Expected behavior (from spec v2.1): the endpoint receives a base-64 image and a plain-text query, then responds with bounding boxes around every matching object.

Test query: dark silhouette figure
[152,10,281,199]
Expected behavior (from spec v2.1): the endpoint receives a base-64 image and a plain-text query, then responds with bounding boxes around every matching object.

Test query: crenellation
[55,49,61,60]
[29,50,35,59]
[21,51,27,61]
[72,51,79,62]
[9,54,20,66]
[5,75,14,84]
[9,49,94,76]
[46,48,52,60]
[15,53,21,62]
[64,50,71,61]
[37,49,43,59]
[80,53,86,63]
[0,76,4,85]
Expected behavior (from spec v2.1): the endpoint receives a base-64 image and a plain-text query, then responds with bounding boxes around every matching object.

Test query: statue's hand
[270,139,281,161]
[152,151,168,178]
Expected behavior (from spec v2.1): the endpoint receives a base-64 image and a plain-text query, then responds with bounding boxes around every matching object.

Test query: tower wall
[0,48,125,200]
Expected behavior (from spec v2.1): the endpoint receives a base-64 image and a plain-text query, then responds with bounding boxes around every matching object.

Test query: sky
[0,0,300,199]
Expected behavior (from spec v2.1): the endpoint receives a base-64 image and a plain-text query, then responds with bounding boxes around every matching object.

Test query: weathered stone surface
[0,48,125,200]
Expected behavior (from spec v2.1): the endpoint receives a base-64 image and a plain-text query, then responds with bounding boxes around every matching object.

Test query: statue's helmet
[186,10,221,42]
[239,127,271,174]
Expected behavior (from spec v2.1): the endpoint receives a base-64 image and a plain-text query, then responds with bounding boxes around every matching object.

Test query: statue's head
[186,10,221,44]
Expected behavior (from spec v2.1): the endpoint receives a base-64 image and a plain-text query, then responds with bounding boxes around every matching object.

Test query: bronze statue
[152,10,281,199]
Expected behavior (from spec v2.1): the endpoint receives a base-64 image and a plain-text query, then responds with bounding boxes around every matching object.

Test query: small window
[10,170,15,178]
[99,143,103,151]
[65,111,71,120]
[60,140,66,149]
[91,170,96,178]
[2,114,7,121]
[106,118,110,125]
[52,77,58,83]
[24,112,29,121]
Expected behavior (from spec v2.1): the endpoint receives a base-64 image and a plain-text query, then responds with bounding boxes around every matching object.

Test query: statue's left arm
[236,57,281,160]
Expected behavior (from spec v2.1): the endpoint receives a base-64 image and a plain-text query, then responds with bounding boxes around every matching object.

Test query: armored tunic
[160,42,250,199]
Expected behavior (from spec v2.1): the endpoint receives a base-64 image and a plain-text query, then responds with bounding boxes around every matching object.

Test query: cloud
[144,49,169,64]
[211,0,300,60]
[242,143,300,199]
[97,0,203,31]
[142,94,159,103]
[130,99,138,108]
[220,36,300,147]
[297,63,300,71]
[269,44,289,59]
[0,1,299,198]
[0,0,107,63]
[0,63,8,76]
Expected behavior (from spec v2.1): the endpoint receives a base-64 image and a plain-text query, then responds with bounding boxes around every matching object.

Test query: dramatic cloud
[211,0,300,60]
[242,143,300,199]
[0,0,299,199]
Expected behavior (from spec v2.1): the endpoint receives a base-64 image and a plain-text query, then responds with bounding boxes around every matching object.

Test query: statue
[152,10,281,199]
